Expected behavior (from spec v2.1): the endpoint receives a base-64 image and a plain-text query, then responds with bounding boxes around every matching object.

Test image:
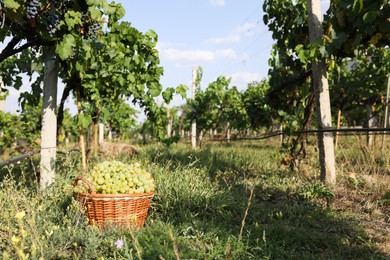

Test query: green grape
[74,160,155,195]
[97,177,104,185]
[136,187,145,193]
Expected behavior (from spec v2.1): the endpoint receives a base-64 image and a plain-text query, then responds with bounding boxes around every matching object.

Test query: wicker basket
[73,177,154,229]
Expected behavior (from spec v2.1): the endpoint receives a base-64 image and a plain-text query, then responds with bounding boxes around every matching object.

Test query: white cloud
[162,49,214,62]
[229,72,262,90]
[159,47,237,63]
[209,0,225,7]
[207,22,259,45]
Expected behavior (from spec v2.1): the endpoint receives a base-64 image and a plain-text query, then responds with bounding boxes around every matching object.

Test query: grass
[0,136,389,259]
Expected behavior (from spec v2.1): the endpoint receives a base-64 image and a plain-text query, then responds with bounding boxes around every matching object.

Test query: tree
[263,0,315,170]
[325,0,390,147]
[187,76,228,139]
[103,98,139,139]
[186,75,250,141]
[326,0,389,57]
[0,0,180,188]
[263,0,389,181]
[222,86,249,138]
[0,111,23,154]
[60,108,78,144]
[242,80,275,131]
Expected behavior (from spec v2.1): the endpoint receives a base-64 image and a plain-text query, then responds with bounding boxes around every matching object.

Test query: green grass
[0,138,389,259]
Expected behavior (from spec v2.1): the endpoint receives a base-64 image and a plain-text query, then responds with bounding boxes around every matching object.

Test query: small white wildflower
[115,239,124,249]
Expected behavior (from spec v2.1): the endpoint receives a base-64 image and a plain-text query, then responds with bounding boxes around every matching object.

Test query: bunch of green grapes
[74,160,155,194]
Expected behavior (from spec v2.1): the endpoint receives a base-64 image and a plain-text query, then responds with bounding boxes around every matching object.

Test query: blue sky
[2,0,330,119]
[119,0,273,98]
[117,0,274,112]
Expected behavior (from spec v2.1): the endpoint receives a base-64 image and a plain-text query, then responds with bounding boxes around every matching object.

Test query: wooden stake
[335,107,342,148]
[94,122,98,157]
[191,67,197,148]
[77,89,87,172]
[381,76,390,152]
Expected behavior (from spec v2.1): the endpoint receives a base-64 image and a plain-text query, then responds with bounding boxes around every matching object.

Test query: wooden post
[279,124,283,144]
[65,133,69,146]
[226,122,231,143]
[166,104,172,137]
[366,104,374,147]
[307,0,336,184]
[40,48,58,190]
[93,122,98,156]
[179,107,184,136]
[382,76,390,152]
[98,123,104,144]
[191,67,197,148]
[335,107,342,148]
[1,77,5,140]
[0,76,4,112]
[77,89,87,172]
[107,124,112,140]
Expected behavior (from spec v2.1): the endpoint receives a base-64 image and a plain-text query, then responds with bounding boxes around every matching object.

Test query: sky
[2,0,330,121]
[118,0,274,111]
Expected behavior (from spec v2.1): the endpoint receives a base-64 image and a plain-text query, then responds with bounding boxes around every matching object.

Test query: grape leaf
[64,11,82,30]
[162,87,175,103]
[176,84,188,99]
[4,0,19,10]
[78,114,92,129]
[56,34,76,60]
[89,7,102,20]
[148,82,162,97]
[363,11,377,24]
[87,0,104,6]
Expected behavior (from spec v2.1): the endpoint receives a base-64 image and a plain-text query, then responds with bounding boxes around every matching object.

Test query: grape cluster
[81,13,87,24]
[74,161,155,194]
[86,22,100,40]
[80,13,100,40]
[26,0,40,20]
[45,13,59,37]
[52,0,74,15]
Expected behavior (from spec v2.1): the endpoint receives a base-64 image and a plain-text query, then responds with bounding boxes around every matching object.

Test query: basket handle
[74,176,96,194]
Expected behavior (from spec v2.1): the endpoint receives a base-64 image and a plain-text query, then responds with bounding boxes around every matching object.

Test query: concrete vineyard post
[40,49,58,190]
[307,0,336,184]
